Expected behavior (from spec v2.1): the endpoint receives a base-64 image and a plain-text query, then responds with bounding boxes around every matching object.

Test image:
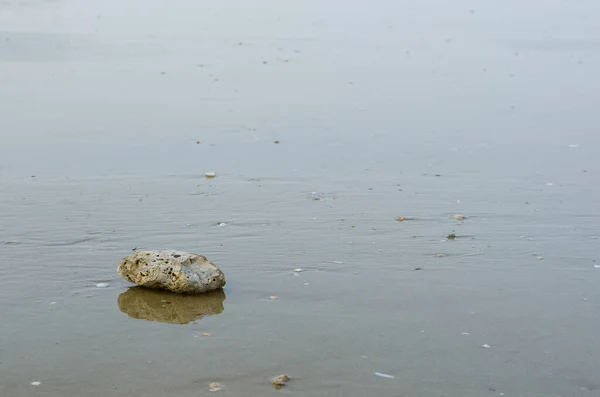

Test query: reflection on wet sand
[117,287,226,324]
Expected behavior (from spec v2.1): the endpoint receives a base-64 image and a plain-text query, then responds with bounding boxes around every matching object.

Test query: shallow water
[2,0,600,396]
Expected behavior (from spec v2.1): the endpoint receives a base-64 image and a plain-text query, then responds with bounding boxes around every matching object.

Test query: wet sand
[2,0,600,396]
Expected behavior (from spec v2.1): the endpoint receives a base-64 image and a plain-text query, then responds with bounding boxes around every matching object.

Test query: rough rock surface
[117,250,226,294]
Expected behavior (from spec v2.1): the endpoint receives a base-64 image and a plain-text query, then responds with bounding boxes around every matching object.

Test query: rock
[117,250,226,294]
[117,287,225,324]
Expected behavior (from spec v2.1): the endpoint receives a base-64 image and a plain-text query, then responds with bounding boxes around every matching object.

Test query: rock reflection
[117,287,225,324]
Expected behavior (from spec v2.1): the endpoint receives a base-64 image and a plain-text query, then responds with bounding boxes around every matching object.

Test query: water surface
[1,1,600,396]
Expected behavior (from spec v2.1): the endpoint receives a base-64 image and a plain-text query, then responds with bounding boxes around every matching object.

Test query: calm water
[1,1,600,396]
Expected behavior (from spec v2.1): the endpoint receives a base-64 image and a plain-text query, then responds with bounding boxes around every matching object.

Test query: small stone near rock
[117,250,226,294]
[208,382,222,392]
[272,374,290,390]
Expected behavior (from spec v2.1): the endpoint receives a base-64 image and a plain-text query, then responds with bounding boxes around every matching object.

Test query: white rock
[31,382,41,386]
[117,250,226,294]
[96,283,109,288]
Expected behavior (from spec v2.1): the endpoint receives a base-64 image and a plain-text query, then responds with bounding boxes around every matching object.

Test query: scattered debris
[447,233,457,240]
[374,372,395,379]
[272,374,290,390]
[208,382,222,392]
[395,216,404,222]
[205,172,216,178]
[482,344,491,348]
[95,283,109,288]
[454,214,465,220]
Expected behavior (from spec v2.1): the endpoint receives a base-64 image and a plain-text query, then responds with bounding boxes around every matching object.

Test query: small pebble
[294,268,304,273]
[31,382,41,386]
[96,283,109,288]
[269,296,278,300]
[205,172,216,178]
[454,214,465,220]
[202,332,211,337]
[208,382,222,392]
[482,344,491,348]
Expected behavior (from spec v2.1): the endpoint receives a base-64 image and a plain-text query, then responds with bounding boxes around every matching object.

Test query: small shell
[272,374,290,389]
